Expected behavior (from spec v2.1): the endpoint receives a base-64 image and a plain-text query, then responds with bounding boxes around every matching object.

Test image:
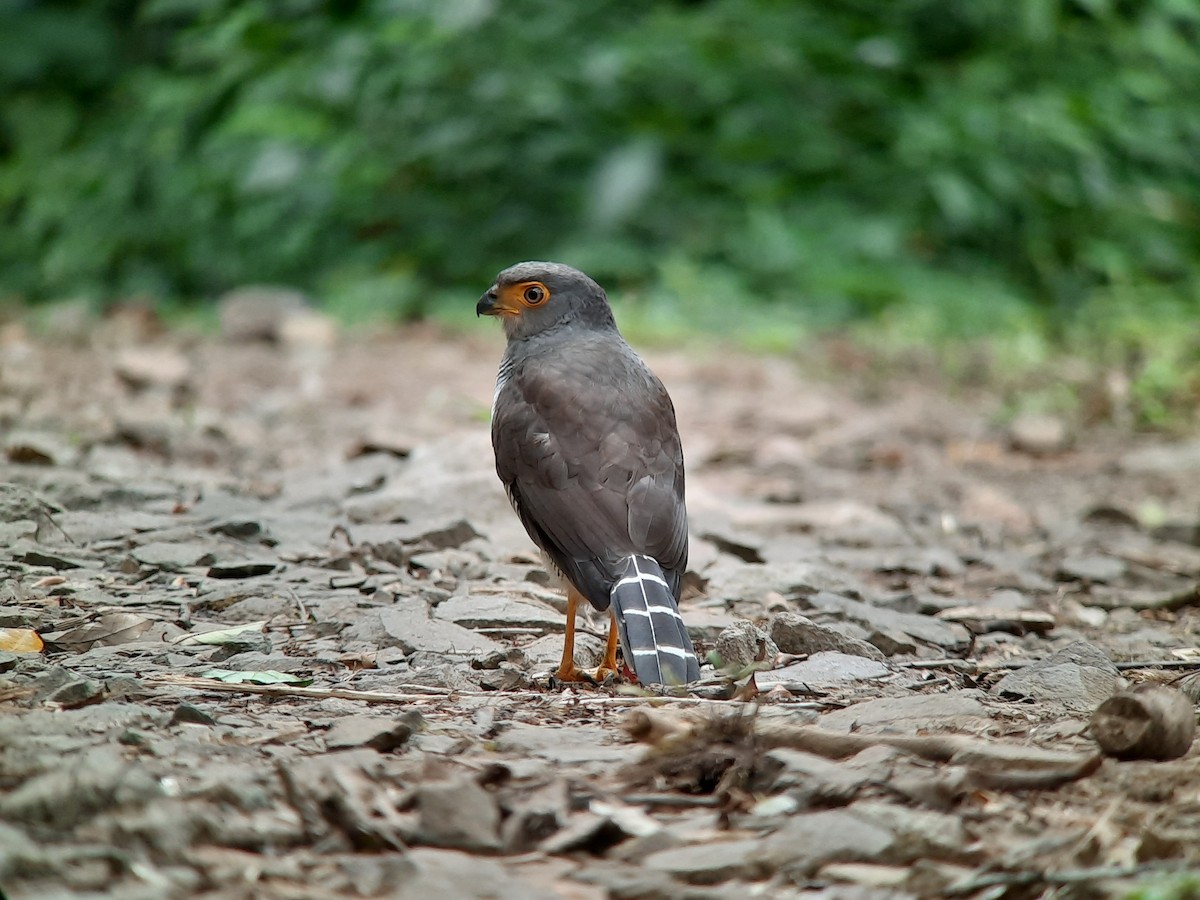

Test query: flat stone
[1120,440,1200,474]
[402,849,559,900]
[759,748,867,806]
[0,748,163,828]
[377,604,503,659]
[5,430,80,467]
[325,714,421,751]
[217,285,311,342]
[804,592,972,655]
[1008,413,1070,455]
[206,561,281,579]
[850,801,971,861]
[703,562,867,607]
[959,483,1034,534]
[393,518,481,550]
[502,780,569,853]
[820,692,991,734]
[434,594,562,632]
[131,542,216,570]
[643,838,763,885]
[113,345,191,390]
[768,612,884,660]
[682,606,738,641]
[756,809,896,877]
[1057,554,1127,584]
[413,777,501,852]
[521,632,605,670]
[757,652,889,689]
[993,640,1121,711]
[536,812,626,856]
[495,724,630,765]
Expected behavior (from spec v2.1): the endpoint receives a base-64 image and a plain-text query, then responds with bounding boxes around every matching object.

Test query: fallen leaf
[201,669,313,686]
[0,628,44,654]
[43,613,156,651]
[174,621,267,646]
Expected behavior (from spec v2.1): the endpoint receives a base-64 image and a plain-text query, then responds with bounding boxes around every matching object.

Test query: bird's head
[476,261,616,341]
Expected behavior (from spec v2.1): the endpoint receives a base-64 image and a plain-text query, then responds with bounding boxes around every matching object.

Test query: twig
[898,659,979,671]
[147,675,458,704]
[1117,659,1200,671]
[623,793,720,808]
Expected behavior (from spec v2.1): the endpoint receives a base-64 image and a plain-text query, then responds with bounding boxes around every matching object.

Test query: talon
[552,665,596,686]
[593,666,620,686]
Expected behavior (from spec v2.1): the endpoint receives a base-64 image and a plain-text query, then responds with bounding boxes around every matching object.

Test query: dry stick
[625,710,1102,790]
[147,675,459,704]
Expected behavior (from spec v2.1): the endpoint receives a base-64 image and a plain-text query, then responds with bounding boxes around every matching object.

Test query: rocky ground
[2,304,1200,899]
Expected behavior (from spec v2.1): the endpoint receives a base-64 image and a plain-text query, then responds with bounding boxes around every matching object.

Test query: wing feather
[492,336,687,609]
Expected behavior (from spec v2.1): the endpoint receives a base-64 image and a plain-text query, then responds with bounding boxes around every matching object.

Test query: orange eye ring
[519,282,549,306]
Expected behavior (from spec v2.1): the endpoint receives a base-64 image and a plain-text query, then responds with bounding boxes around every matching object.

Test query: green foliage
[1125,873,1200,900]
[1,0,1198,340]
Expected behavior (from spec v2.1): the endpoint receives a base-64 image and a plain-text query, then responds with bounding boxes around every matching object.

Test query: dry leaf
[0,628,44,654]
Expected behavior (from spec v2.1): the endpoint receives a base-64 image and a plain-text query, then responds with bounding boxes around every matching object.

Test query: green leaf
[175,621,267,646]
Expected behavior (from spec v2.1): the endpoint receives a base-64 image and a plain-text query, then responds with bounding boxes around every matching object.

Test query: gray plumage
[479,261,699,685]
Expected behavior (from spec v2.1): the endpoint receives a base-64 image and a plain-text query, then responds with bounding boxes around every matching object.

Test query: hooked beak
[475,287,499,317]
[476,284,517,317]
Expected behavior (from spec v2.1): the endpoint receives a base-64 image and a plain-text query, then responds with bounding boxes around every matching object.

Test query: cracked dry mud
[3,315,1200,899]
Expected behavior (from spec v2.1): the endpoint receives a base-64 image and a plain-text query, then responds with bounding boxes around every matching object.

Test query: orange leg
[594,609,621,683]
[553,588,590,683]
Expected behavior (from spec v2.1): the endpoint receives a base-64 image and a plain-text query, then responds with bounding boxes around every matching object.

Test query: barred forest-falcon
[478,262,701,686]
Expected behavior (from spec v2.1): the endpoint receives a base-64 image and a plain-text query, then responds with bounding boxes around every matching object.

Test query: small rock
[805,592,972,656]
[434,594,562,633]
[713,620,778,669]
[1008,413,1070,455]
[0,748,163,828]
[217,285,311,342]
[1057,554,1126,584]
[131,542,216,571]
[757,652,889,689]
[767,612,884,661]
[821,692,991,734]
[413,778,501,852]
[756,809,896,878]
[820,862,911,889]
[758,748,867,806]
[114,346,191,391]
[537,812,626,856]
[377,604,504,659]
[4,430,80,467]
[993,641,1121,712]
[169,703,216,726]
[206,561,280,579]
[325,713,422,752]
[959,483,1034,534]
[1120,441,1200,475]
[644,838,763,885]
[394,518,482,550]
[850,801,971,861]
[502,780,568,853]
[495,724,629,766]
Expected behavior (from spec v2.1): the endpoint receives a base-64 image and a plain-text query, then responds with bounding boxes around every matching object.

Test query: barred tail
[610,555,701,686]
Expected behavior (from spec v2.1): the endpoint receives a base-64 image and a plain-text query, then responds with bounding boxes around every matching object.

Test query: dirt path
[2,316,1200,898]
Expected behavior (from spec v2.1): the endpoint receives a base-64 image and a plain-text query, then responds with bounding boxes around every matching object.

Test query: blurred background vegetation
[2,0,1198,419]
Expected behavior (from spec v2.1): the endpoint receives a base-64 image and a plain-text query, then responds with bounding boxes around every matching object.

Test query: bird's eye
[522,284,548,305]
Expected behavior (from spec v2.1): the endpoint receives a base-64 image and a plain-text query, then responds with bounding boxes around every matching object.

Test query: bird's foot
[592,665,621,686]
[549,665,597,689]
